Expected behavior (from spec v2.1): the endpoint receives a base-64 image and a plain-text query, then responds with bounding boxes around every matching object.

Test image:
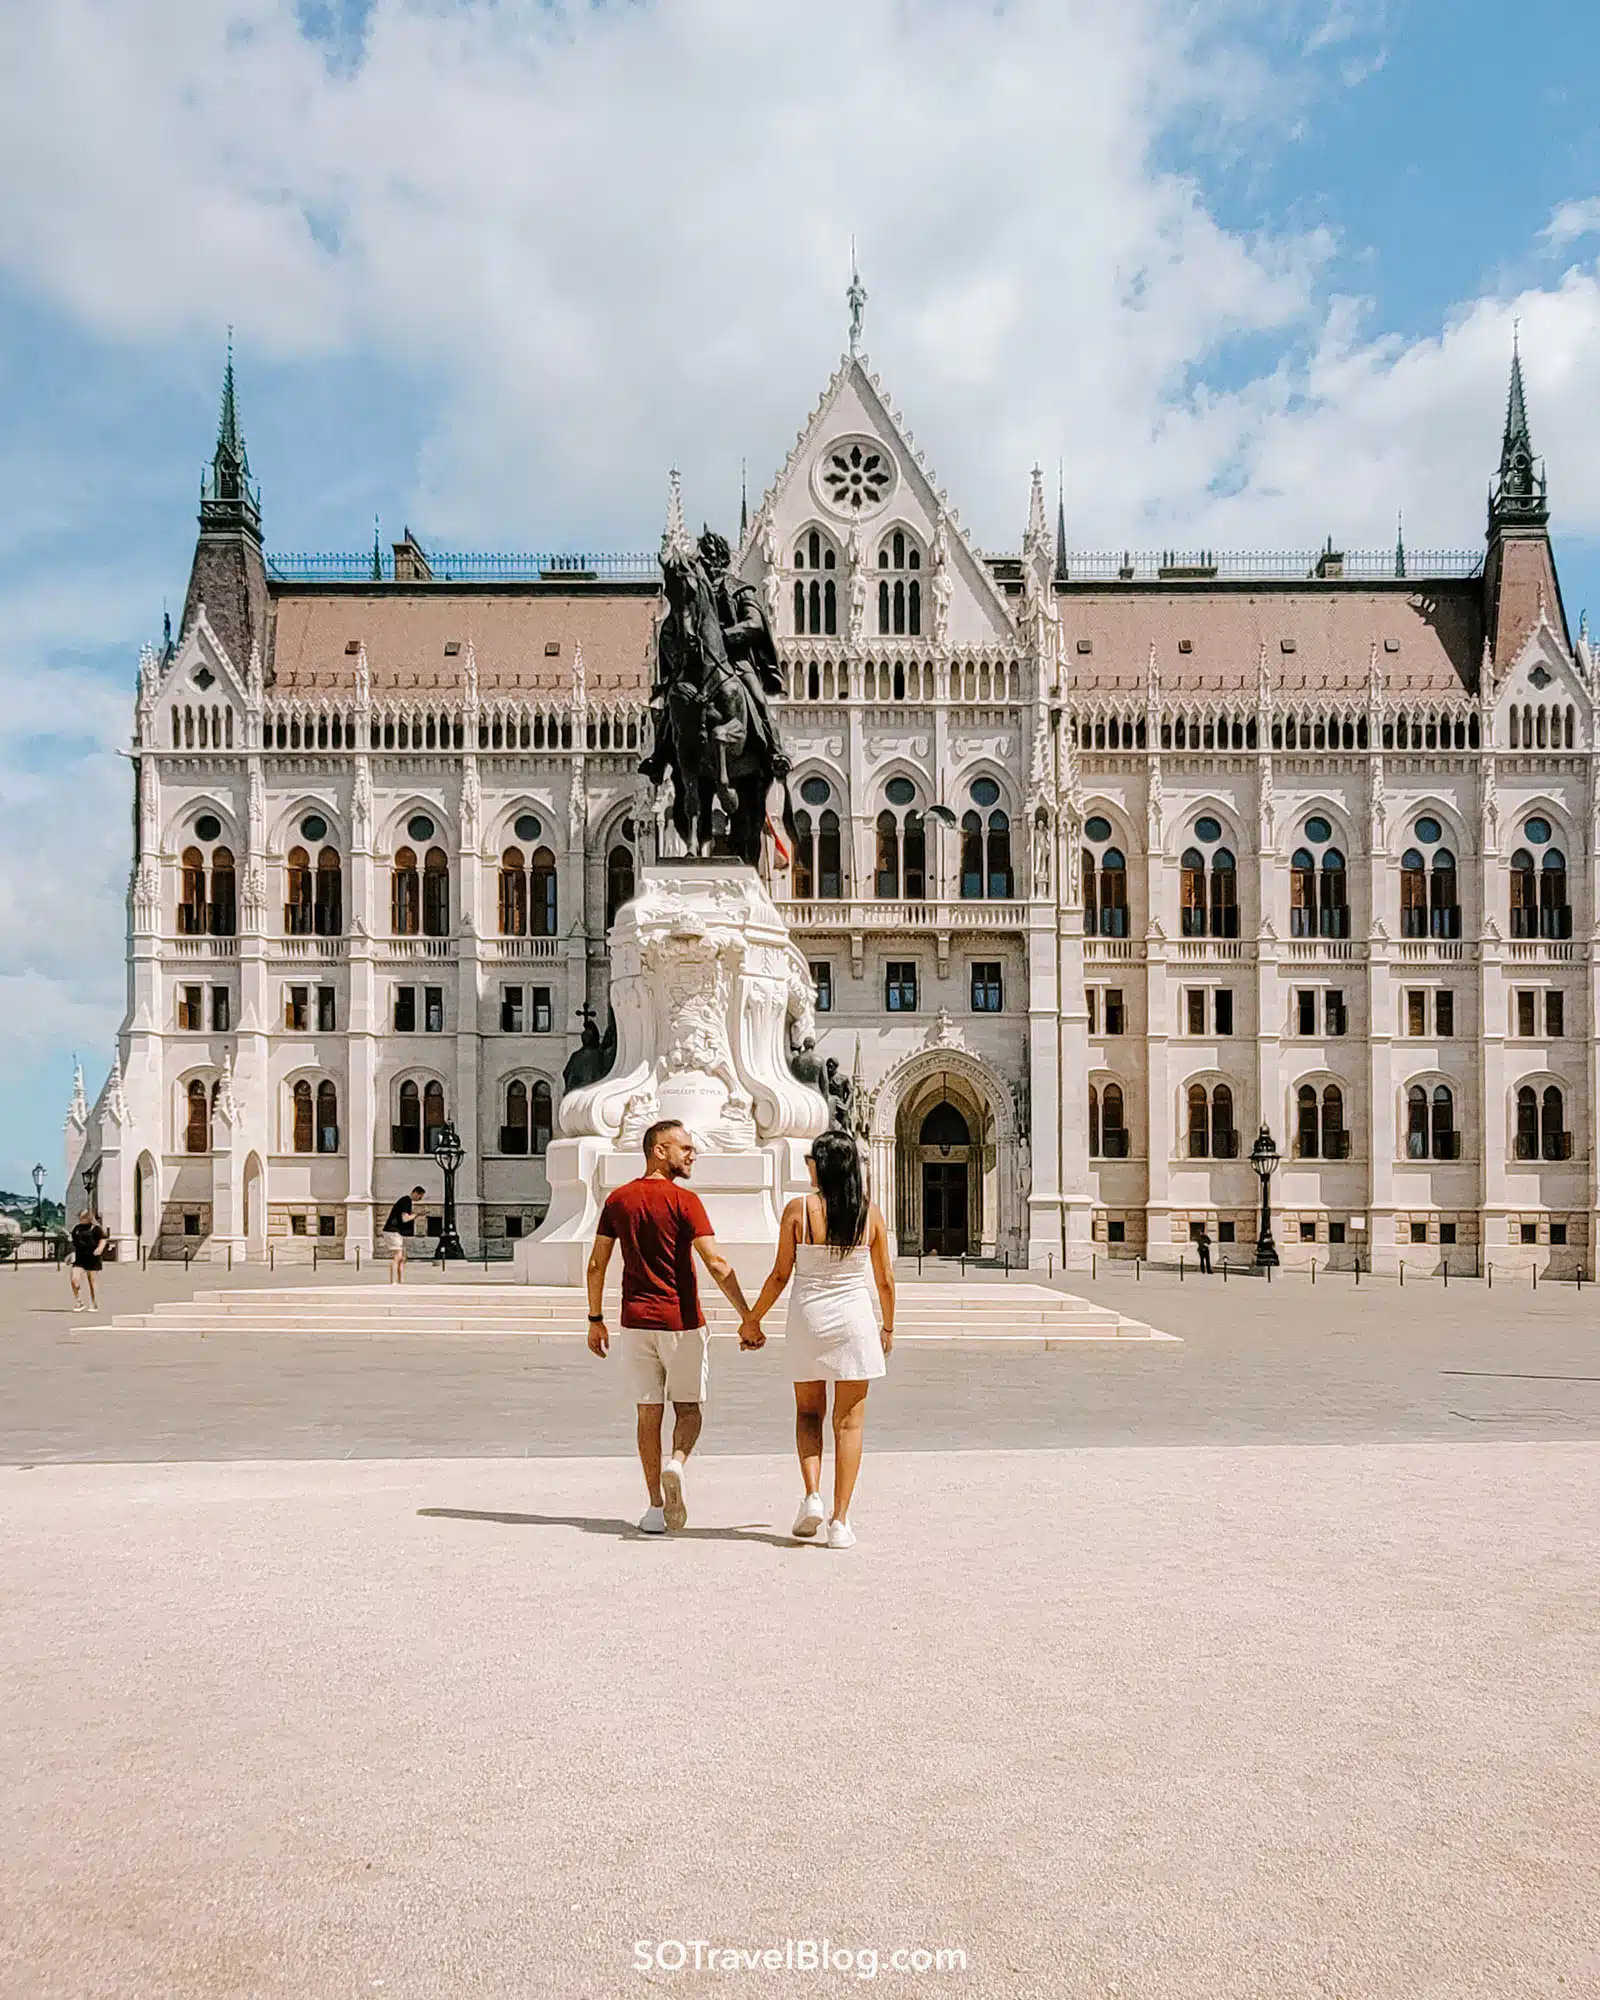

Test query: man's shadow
[419,1507,801,1549]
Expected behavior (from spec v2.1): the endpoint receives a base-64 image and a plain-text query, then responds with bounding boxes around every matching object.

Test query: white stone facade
[66,351,1600,1275]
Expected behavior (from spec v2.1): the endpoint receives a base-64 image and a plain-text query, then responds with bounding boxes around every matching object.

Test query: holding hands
[738,1315,766,1350]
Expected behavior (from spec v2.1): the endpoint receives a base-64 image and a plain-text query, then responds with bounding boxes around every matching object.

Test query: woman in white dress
[745,1132,896,1548]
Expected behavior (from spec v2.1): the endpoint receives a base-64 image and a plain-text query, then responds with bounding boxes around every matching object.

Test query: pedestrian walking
[585,1119,762,1534]
[68,1210,110,1312]
[1195,1226,1212,1275]
[743,1132,895,1550]
[382,1187,426,1283]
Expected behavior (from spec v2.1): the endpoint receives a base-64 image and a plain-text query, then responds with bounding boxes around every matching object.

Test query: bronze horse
[654,544,795,866]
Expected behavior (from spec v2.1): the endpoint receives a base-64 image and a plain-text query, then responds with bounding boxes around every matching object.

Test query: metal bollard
[1533,1262,1537,1290]
[355,1244,362,1272]
[1311,1259,1316,1284]
[227,1243,233,1271]
[1443,1258,1449,1287]
[1135,1257,1141,1281]
[270,1243,276,1271]
[1048,1254,1054,1280]
[1487,1262,1493,1289]
[1354,1257,1360,1285]
[1179,1254,1184,1281]
[1400,1261,1405,1287]
[1092,1252,1097,1280]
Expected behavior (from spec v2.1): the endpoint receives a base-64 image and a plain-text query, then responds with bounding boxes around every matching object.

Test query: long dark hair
[809,1131,868,1253]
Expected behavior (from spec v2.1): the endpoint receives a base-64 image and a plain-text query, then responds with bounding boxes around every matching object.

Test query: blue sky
[2,0,1599,1191]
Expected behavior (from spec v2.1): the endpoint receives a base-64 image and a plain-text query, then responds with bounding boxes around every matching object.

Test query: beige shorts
[619,1324,709,1406]
[384,1232,407,1257]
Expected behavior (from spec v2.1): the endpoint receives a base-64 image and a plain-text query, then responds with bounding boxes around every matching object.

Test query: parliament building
[65,338,1598,1274]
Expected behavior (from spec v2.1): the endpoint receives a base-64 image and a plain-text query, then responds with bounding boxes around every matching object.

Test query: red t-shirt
[598,1177,714,1330]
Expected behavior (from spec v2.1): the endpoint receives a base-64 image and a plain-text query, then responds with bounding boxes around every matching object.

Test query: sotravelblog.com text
[632,1938,968,1979]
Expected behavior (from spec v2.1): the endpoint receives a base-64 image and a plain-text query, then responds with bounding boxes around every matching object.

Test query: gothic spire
[371,515,383,581]
[662,466,691,559]
[1490,327,1548,530]
[739,459,749,543]
[1054,466,1068,583]
[199,331,262,543]
[1394,510,1406,580]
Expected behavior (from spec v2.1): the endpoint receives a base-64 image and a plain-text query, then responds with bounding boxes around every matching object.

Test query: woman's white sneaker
[638,1505,667,1535]
[792,1492,826,1539]
[826,1518,857,1550]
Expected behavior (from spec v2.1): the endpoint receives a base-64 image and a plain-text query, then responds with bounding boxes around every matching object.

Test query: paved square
[3,1265,1597,1996]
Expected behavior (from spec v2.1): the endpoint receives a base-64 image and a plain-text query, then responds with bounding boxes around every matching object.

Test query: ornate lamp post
[430,1121,467,1262]
[1249,1124,1280,1269]
[31,1162,46,1237]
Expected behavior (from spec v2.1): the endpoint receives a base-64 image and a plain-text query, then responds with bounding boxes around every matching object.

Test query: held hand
[586,1320,609,1358]
[738,1316,766,1350]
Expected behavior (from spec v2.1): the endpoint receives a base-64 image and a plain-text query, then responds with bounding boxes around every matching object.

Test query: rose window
[821,442,891,512]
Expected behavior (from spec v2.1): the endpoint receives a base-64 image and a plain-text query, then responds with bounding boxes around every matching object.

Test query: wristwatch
[587,1314,605,1323]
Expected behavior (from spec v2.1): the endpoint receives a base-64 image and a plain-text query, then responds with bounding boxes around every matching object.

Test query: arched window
[1429,849,1458,939]
[292,1079,314,1154]
[606,842,636,927]
[422,849,449,937]
[1515,1084,1539,1161]
[532,1079,554,1157]
[1401,849,1426,939]
[395,1080,421,1154]
[1082,816,1128,937]
[423,1081,446,1151]
[499,847,528,936]
[1431,1084,1457,1159]
[185,1079,211,1154]
[1291,819,1347,939]
[1088,1084,1100,1158]
[1180,821,1238,938]
[903,810,926,900]
[1101,1082,1126,1157]
[1541,849,1570,939]
[817,811,843,898]
[530,847,558,936]
[875,810,900,898]
[1542,1085,1569,1160]
[314,849,341,936]
[986,812,1013,899]
[1210,849,1237,938]
[391,847,420,936]
[1322,1084,1346,1158]
[1406,1084,1428,1159]
[793,812,815,898]
[317,1080,339,1153]
[1181,849,1207,936]
[502,1079,529,1154]
[1212,1084,1236,1155]
[876,529,923,635]
[1297,1083,1319,1159]
[960,812,984,899]
[793,529,838,635]
[1187,1083,1210,1159]
[1509,849,1536,939]
[285,847,314,935]
[209,847,236,937]
[179,847,207,935]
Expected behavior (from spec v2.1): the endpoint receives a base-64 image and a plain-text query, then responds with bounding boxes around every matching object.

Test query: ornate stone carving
[925,1006,965,1051]
[931,512,953,647]
[1146,756,1164,839]
[353,761,372,845]
[556,862,827,1150]
[461,760,481,847]
[847,523,868,642]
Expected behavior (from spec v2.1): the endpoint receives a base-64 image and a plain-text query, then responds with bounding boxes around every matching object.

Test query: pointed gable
[740,354,1016,648]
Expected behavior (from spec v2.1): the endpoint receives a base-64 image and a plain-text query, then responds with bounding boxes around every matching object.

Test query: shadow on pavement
[418,1506,802,1549]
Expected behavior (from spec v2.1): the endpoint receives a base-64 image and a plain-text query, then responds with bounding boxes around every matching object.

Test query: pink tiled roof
[266,589,660,698]
[1058,583,1482,699]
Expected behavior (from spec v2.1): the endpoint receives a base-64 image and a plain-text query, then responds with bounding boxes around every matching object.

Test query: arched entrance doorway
[918,1102,972,1255]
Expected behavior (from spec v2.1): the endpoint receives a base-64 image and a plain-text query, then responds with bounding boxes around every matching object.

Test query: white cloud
[1542,198,1600,251]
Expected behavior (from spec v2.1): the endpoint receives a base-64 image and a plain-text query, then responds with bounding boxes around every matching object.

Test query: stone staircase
[109,1279,1173,1344]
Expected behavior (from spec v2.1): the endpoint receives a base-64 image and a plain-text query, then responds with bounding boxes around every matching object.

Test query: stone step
[107,1282,1172,1342]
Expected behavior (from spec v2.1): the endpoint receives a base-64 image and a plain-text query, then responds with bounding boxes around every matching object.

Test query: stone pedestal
[517,860,826,1288]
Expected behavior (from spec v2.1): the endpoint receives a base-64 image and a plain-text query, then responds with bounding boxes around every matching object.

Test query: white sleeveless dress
[785,1201,886,1383]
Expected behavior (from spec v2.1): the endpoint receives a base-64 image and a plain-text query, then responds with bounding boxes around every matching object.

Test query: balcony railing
[1515,1133,1574,1162]
[385,938,453,958]
[276,937,347,961]
[1294,1131,1352,1160]
[1506,940,1577,963]
[483,937,561,960]
[1406,1131,1463,1160]
[783,897,1028,931]
[1094,1129,1131,1159]
[168,937,239,959]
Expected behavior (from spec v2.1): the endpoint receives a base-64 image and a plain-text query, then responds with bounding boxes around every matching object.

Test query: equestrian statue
[639,507,795,869]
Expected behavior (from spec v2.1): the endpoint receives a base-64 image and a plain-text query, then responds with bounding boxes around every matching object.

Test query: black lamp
[1249,1124,1280,1268]
[31,1162,46,1236]
[430,1120,466,1262]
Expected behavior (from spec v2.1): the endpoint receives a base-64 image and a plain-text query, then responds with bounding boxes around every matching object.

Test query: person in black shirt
[382,1187,426,1283]
[69,1210,110,1312]
[1195,1226,1213,1276]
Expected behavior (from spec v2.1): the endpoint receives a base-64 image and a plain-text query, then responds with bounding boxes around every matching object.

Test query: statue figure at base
[562,1007,616,1093]
[823,1057,855,1134]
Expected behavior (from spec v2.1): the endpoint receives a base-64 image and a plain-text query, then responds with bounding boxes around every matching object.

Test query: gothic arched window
[1515,1084,1539,1160]
[502,1079,529,1154]
[499,846,528,937]
[395,1080,421,1154]
[285,846,314,935]
[179,847,207,935]
[530,847,559,937]
[1542,1084,1569,1160]
[184,1078,210,1154]
[532,1079,554,1157]
[1290,817,1346,939]
[292,1079,314,1154]
[793,528,838,635]
[606,840,636,928]
[423,1081,446,1151]
[391,847,420,937]
[422,849,450,937]
[317,1079,339,1153]
[314,848,341,936]
[209,847,236,938]
[1297,1083,1319,1159]
[876,528,923,636]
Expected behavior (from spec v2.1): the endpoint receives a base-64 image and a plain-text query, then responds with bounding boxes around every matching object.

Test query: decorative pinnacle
[1055,465,1068,583]
[1395,510,1406,580]
[661,468,692,560]
[847,240,866,357]
[1026,464,1048,551]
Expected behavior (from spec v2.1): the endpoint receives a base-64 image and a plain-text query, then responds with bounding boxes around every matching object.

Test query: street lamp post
[430,1120,467,1262]
[31,1162,46,1237]
[1249,1124,1280,1268]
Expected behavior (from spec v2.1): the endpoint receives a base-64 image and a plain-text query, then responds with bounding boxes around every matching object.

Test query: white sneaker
[638,1506,667,1535]
[660,1458,688,1531]
[72,1301,86,1314]
[792,1492,826,1539]
[826,1518,857,1550]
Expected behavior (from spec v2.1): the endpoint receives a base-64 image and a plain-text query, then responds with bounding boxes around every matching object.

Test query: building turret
[179,337,269,680]
[1483,334,1567,665]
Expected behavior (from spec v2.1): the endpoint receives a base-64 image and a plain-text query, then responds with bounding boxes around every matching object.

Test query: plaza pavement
[3,1261,1598,1997]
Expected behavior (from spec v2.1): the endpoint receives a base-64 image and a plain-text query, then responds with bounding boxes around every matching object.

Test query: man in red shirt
[587,1119,762,1534]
